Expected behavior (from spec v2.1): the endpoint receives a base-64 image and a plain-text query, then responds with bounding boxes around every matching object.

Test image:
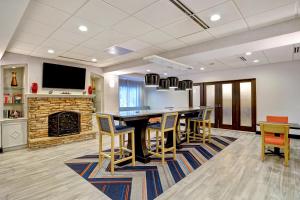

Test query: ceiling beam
[0,0,30,59]
[103,18,300,73]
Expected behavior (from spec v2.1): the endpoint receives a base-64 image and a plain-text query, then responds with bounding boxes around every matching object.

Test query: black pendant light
[167,77,179,88]
[176,81,186,91]
[183,80,193,90]
[145,73,160,87]
[157,78,170,91]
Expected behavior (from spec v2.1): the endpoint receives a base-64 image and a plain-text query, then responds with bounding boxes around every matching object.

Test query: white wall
[146,87,189,109]
[103,74,119,113]
[0,52,103,94]
[180,60,300,124]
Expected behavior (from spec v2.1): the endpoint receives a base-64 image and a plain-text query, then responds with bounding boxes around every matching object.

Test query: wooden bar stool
[146,112,178,164]
[187,108,213,144]
[96,114,135,175]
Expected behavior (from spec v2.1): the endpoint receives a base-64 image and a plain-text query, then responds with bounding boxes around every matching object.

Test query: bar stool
[187,108,213,144]
[146,112,178,164]
[96,114,135,175]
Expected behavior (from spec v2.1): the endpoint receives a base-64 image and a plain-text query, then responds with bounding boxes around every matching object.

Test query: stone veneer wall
[27,97,96,148]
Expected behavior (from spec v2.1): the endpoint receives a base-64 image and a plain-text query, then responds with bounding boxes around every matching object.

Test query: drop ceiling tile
[60,17,105,37]
[7,48,32,55]
[156,39,187,51]
[11,32,46,46]
[39,38,74,52]
[245,51,269,66]
[93,29,132,44]
[199,59,228,69]
[68,45,98,57]
[264,45,293,63]
[136,46,164,57]
[207,19,248,38]
[113,17,154,37]
[15,19,57,37]
[161,18,203,38]
[23,1,70,27]
[246,3,297,29]
[103,0,158,14]
[178,31,214,45]
[75,0,128,27]
[196,1,242,28]
[118,39,151,51]
[134,0,186,28]
[7,40,37,52]
[35,0,88,14]
[138,29,174,45]
[234,0,296,17]
[51,29,89,45]
[181,0,228,12]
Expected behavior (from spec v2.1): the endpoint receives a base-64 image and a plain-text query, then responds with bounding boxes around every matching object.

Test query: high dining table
[100,107,209,164]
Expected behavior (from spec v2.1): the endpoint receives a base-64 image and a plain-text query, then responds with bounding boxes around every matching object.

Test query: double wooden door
[192,79,256,132]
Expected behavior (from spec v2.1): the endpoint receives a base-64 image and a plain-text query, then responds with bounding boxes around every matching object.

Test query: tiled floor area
[0,129,299,200]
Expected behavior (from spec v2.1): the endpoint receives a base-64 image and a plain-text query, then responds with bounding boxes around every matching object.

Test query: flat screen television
[42,63,86,89]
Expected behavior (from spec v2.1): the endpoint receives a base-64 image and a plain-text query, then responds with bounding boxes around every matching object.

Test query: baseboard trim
[256,131,300,139]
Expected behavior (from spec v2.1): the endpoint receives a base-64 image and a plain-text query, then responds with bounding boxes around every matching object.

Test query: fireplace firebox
[48,111,80,137]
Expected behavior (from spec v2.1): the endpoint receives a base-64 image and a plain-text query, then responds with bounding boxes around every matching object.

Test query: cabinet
[1,119,27,149]
[0,64,28,151]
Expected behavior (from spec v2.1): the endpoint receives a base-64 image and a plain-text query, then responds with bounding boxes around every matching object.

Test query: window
[119,79,145,108]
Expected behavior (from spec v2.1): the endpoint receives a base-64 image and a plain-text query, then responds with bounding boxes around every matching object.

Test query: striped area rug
[65,135,237,200]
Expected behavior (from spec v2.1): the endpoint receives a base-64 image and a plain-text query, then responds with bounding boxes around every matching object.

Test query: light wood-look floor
[0,129,299,200]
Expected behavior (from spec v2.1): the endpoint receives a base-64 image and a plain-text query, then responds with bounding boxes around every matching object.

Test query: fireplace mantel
[26,93,94,98]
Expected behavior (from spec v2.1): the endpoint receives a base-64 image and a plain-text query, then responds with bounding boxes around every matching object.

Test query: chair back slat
[266,115,288,123]
[260,123,289,136]
[162,112,178,131]
[96,114,115,135]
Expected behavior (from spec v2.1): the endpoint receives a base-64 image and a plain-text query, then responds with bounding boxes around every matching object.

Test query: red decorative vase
[88,86,93,95]
[31,82,38,93]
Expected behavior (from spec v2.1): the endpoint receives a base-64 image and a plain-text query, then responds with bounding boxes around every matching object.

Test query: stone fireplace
[27,94,96,148]
[48,111,81,137]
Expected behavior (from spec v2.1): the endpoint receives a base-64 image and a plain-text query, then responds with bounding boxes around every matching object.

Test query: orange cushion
[265,135,289,146]
[149,117,161,123]
[266,115,289,139]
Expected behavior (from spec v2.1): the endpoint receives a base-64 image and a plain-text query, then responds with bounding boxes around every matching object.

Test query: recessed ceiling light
[245,52,252,56]
[78,25,88,32]
[12,66,16,69]
[146,69,151,72]
[210,14,221,22]
[91,58,97,62]
[200,67,205,70]
[164,73,167,75]
[48,49,54,54]
[253,59,259,63]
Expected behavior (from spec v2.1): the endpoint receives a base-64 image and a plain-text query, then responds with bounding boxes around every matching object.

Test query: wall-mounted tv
[42,63,86,89]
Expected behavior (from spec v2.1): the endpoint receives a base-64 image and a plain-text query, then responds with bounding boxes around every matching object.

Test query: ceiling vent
[169,0,210,29]
[58,56,96,63]
[239,56,247,62]
[294,46,300,54]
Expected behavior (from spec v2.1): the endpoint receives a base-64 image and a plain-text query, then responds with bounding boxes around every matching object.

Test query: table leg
[126,119,151,164]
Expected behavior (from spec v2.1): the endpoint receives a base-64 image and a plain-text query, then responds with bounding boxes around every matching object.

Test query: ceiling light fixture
[48,49,55,54]
[245,52,252,56]
[253,59,260,63]
[105,46,133,55]
[91,58,97,62]
[200,67,205,70]
[210,14,221,22]
[146,69,151,72]
[78,25,88,32]
[144,55,194,71]
[145,73,160,87]
[164,73,167,75]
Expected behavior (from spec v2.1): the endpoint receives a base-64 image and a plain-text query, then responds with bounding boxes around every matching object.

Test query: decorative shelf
[4,87,24,90]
